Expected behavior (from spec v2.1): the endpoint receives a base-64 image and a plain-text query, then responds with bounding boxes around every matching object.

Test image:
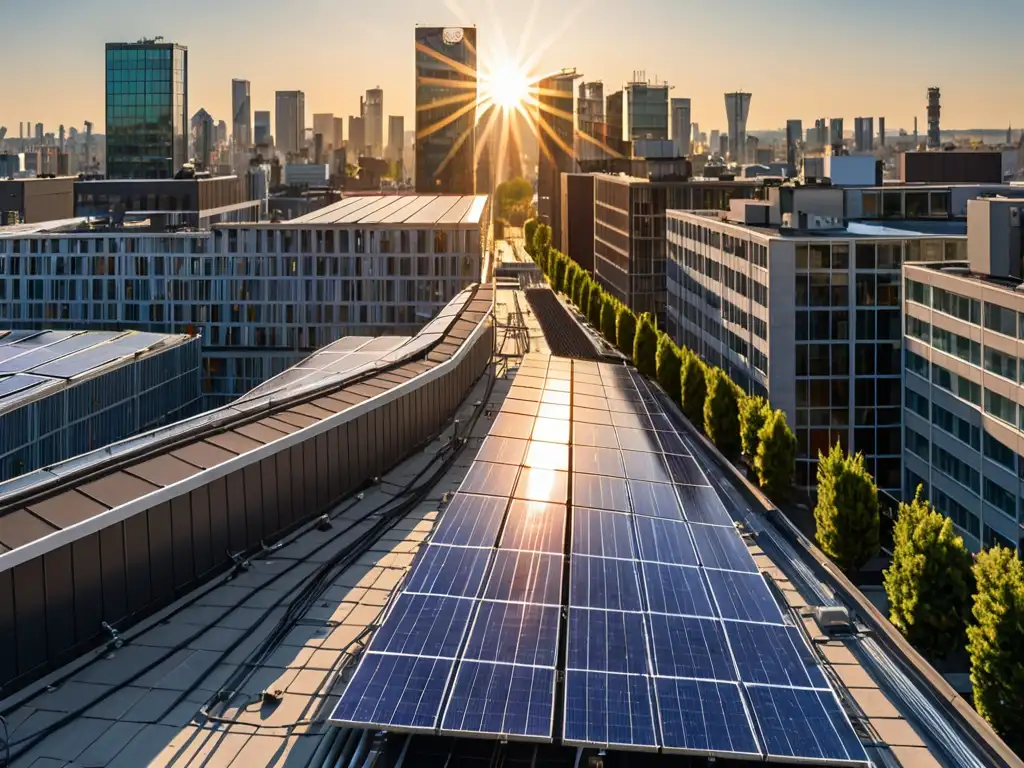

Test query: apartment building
[0,194,490,401]
[666,186,969,493]
[903,197,1024,552]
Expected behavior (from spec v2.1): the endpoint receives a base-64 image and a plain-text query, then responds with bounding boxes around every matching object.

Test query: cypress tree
[679,351,707,427]
[739,395,771,464]
[754,409,796,499]
[704,368,742,459]
[655,333,683,404]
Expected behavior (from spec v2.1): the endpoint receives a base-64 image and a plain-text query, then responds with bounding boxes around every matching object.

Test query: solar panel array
[331,354,869,766]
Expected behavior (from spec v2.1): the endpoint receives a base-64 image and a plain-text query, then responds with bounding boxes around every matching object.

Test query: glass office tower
[415,26,477,194]
[105,40,188,179]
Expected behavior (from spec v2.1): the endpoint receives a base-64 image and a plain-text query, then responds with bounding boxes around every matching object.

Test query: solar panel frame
[562,670,660,752]
[440,661,557,741]
[430,493,509,547]
[462,601,561,667]
[566,607,651,676]
[367,593,476,658]
[402,544,493,599]
[634,516,699,567]
[655,677,761,758]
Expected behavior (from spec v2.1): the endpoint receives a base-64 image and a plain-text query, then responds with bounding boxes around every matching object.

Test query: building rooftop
[289,194,489,225]
[670,208,969,239]
[908,260,1024,292]
[0,330,194,415]
[0,217,92,236]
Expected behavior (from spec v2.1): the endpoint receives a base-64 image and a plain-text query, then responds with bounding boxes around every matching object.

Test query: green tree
[739,396,771,464]
[554,252,567,293]
[616,308,637,358]
[524,219,538,256]
[704,368,742,458]
[655,334,683,404]
[883,486,974,659]
[755,410,797,499]
[601,298,618,344]
[814,444,880,574]
[580,278,593,318]
[679,351,707,427]
[533,224,551,273]
[565,263,579,300]
[495,176,534,226]
[588,286,604,327]
[633,314,658,378]
[967,547,1024,753]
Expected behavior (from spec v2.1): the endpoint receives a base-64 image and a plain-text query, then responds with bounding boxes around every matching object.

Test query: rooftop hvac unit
[815,606,853,635]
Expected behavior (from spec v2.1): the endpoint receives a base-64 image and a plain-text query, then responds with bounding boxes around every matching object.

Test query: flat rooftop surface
[0,329,193,414]
[289,195,489,226]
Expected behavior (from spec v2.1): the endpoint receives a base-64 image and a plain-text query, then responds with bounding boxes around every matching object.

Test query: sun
[485,61,531,112]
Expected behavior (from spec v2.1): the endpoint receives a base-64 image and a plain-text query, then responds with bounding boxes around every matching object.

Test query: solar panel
[563,671,658,750]
[333,356,870,763]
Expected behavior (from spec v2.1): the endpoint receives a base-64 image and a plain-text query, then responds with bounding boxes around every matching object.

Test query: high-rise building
[275,90,305,155]
[537,69,581,250]
[830,117,844,152]
[709,129,720,156]
[387,115,405,164]
[606,89,624,145]
[626,79,670,141]
[191,108,215,169]
[216,120,227,147]
[254,111,271,146]
[671,98,691,157]
[348,116,365,161]
[364,88,384,158]
[313,114,335,149]
[927,87,941,149]
[415,26,477,194]
[34,123,44,143]
[878,117,886,147]
[854,117,874,153]
[724,92,751,163]
[232,79,251,149]
[333,118,344,151]
[105,39,188,179]
[786,119,803,168]
[577,81,605,162]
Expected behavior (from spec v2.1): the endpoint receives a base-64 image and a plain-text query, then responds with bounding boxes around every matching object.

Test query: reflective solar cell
[507,385,542,403]
[628,480,684,521]
[514,468,569,504]
[574,406,608,426]
[331,653,452,731]
[463,601,560,667]
[573,446,625,477]
[563,671,658,750]
[677,483,735,526]
[499,500,566,553]
[442,662,555,740]
[537,402,571,421]
[655,678,760,757]
[572,507,636,559]
[621,451,672,484]
[545,378,571,392]
[604,387,641,403]
[574,394,608,410]
[532,418,570,444]
[475,436,529,466]
[572,422,620,449]
[460,461,520,497]
[611,410,654,432]
[655,430,689,456]
[567,608,649,675]
[501,398,539,417]
[404,545,492,598]
[634,517,698,566]
[573,473,630,514]
[648,614,735,681]
[570,555,643,612]
[524,441,570,471]
[484,550,563,605]
[490,413,536,440]
[540,390,571,407]
[705,569,785,625]
[664,453,707,486]
[614,427,661,453]
[574,382,606,398]
[431,494,509,547]
[606,397,638,413]
[689,523,758,573]
[727,622,829,689]
[368,594,474,657]
[514,374,546,390]
[648,413,674,432]
[641,563,715,618]
[746,685,869,765]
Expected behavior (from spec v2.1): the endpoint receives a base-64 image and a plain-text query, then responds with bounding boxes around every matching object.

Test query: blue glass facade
[105,42,188,179]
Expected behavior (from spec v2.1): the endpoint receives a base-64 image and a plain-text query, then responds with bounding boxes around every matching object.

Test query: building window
[985,389,1018,426]
[983,479,1019,520]
[984,303,1019,338]
[983,348,1019,382]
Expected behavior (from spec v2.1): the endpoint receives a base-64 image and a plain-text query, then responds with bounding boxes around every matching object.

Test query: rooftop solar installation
[331,354,869,765]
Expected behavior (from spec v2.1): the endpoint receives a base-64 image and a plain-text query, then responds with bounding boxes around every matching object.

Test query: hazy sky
[3,0,1021,136]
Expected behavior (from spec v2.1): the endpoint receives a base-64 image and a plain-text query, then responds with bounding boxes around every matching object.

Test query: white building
[0,194,491,401]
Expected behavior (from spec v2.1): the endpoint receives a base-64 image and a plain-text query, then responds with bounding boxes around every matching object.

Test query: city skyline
[3,0,1023,138]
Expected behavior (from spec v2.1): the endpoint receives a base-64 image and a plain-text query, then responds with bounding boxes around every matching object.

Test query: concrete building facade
[275,91,305,156]
[724,92,751,163]
[232,79,251,149]
[671,98,691,158]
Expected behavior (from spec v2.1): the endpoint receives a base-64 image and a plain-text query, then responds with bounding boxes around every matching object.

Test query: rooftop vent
[815,606,853,635]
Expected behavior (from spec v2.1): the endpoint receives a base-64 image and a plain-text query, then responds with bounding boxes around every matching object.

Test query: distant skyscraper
[671,97,691,157]
[878,116,886,147]
[34,123,44,143]
[853,117,874,152]
[577,81,606,161]
[348,116,365,161]
[829,117,844,152]
[105,39,188,179]
[927,87,941,149]
[364,88,384,158]
[415,26,477,194]
[216,120,227,147]
[785,119,802,168]
[605,89,624,146]
[191,108,215,169]
[387,115,405,163]
[333,118,344,150]
[626,80,669,141]
[537,69,580,249]
[275,90,305,155]
[808,118,827,153]
[232,79,251,149]
[724,91,751,163]
[254,111,271,146]
[710,129,720,156]
[313,114,335,147]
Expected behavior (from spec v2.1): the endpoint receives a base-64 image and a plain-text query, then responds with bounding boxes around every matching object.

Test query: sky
[3,0,1021,137]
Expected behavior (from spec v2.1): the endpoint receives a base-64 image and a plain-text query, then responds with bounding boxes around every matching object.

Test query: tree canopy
[813,443,880,573]
[704,368,742,458]
[754,410,796,499]
[739,396,770,464]
[495,177,534,226]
